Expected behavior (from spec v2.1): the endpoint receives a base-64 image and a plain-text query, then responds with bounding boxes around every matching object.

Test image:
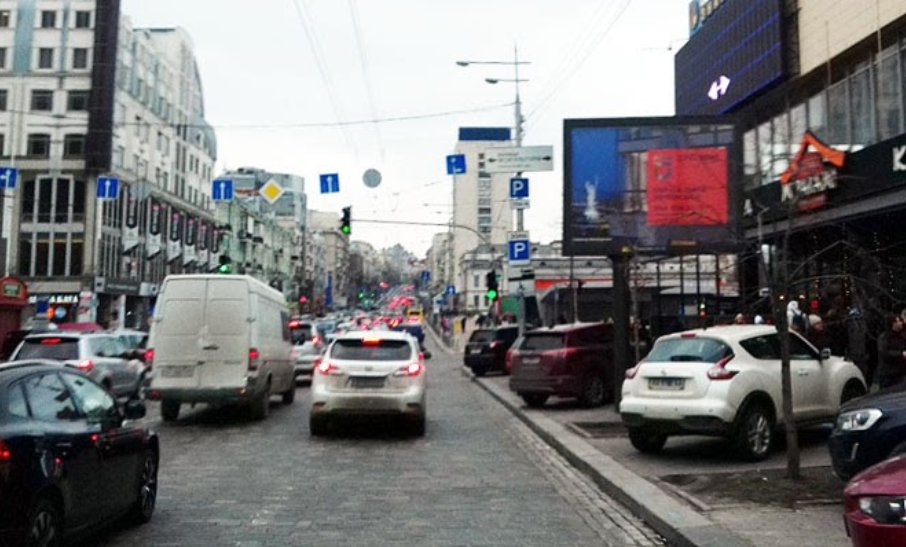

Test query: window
[26,134,50,157]
[38,48,54,69]
[30,90,53,111]
[850,66,874,146]
[67,90,89,111]
[473,295,479,307]
[789,333,818,360]
[23,373,79,421]
[40,10,56,28]
[877,50,902,141]
[740,335,781,360]
[646,337,732,363]
[8,382,28,418]
[743,129,758,186]
[808,92,827,140]
[0,47,7,70]
[827,80,849,146]
[0,11,10,27]
[60,372,115,422]
[72,48,88,69]
[0,90,7,111]
[63,134,85,157]
[473,274,479,288]
[74,10,91,28]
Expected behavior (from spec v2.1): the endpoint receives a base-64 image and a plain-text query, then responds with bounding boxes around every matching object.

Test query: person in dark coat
[877,314,906,389]
[807,314,833,353]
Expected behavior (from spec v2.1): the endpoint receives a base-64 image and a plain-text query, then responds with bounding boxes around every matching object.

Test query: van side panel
[150,278,206,390]
[201,278,251,389]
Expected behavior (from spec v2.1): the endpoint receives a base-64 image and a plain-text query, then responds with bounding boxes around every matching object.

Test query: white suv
[619,325,866,461]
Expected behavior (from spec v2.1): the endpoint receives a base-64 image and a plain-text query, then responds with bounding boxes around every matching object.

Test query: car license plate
[521,357,541,366]
[349,376,385,389]
[161,365,195,378]
[469,348,482,354]
[648,378,684,391]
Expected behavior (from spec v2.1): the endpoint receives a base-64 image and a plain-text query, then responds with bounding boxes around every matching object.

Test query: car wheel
[250,383,271,421]
[310,415,328,436]
[578,373,606,408]
[409,414,426,437]
[26,497,62,547]
[627,427,667,454]
[129,449,158,524]
[841,381,867,404]
[160,399,180,422]
[521,393,549,408]
[282,384,296,405]
[734,403,774,462]
[471,364,488,377]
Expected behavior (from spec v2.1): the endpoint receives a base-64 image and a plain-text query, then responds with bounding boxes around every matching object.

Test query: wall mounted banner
[122,186,140,253]
[183,217,197,266]
[146,198,163,259]
[167,210,182,263]
[210,228,221,270]
[197,222,209,265]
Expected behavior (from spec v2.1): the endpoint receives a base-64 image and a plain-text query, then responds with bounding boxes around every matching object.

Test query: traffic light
[218,255,232,274]
[340,206,351,235]
[698,301,707,318]
[485,270,499,302]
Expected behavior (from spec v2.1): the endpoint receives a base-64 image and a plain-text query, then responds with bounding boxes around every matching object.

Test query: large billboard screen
[675,0,785,116]
[563,117,740,256]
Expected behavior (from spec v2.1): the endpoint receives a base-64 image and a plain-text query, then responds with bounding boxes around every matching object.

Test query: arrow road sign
[319,173,340,194]
[0,167,17,190]
[446,154,466,175]
[445,284,456,296]
[212,179,233,201]
[96,176,119,200]
[509,177,529,199]
[485,146,553,173]
[508,231,531,266]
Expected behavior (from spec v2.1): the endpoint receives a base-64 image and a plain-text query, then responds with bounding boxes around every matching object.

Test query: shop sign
[779,132,846,212]
[0,276,27,300]
[27,293,78,305]
[94,277,141,295]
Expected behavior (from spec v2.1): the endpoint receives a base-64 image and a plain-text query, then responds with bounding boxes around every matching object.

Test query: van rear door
[198,278,251,389]
[153,277,207,389]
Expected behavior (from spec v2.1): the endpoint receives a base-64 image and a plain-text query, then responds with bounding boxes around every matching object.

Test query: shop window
[827,80,850,146]
[878,49,902,141]
[743,129,758,188]
[808,92,828,140]
[757,121,773,185]
[790,103,807,144]
[850,66,875,146]
[771,112,790,180]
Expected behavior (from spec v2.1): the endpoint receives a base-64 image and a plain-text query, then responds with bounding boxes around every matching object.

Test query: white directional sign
[507,231,531,266]
[485,146,554,173]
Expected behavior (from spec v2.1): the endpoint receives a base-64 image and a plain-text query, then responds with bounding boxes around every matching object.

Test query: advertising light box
[563,117,741,256]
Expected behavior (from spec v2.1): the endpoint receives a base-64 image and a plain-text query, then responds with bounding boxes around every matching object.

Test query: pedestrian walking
[877,314,906,389]
[807,314,832,353]
[734,313,746,325]
[787,301,807,334]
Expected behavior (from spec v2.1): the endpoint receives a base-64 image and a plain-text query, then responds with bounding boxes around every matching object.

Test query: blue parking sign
[509,177,529,198]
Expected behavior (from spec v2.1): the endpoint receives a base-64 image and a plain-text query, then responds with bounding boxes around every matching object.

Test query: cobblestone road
[82,339,664,546]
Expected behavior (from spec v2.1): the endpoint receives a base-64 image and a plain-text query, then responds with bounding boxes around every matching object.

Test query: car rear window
[521,333,565,351]
[331,339,412,361]
[291,326,313,344]
[16,338,80,361]
[469,330,494,344]
[645,337,732,363]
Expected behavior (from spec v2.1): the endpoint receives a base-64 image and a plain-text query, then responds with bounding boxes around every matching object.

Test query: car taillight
[505,349,515,372]
[707,354,737,380]
[625,363,642,380]
[553,348,579,361]
[144,348,154,368]
[77,359,95,373]
[316,359,337,375]
[248,348,260,371]
[395,362,423,377]
[312,336,321,345]
[0,440,10,462]
[489,341,501,350]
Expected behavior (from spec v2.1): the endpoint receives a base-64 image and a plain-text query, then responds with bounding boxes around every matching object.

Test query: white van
[148,274,295,421]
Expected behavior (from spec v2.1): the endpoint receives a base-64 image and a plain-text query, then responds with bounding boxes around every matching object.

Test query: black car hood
[841,385,906,412]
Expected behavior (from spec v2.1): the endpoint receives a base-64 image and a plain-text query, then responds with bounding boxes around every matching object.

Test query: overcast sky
[122,0,689,256]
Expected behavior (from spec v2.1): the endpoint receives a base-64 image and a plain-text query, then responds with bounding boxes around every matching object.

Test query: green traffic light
[486,289,498,301]
[218,264,232,274]
[341,225,351,235]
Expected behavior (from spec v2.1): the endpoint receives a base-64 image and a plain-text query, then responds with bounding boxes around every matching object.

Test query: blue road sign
[445,284,456,296]
[446,154,466,175]
[420,270,431,282]
[212,179,234,201]
[97,176,119,200]
[320,174,340,194]
[0,167,17,189]
[508,239,531,264]
[509,177,529,199]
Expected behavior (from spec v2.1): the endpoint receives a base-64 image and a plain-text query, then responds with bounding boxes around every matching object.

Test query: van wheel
[521,393,549,408]
[628,427,667,454]
[250,384,270,421]
[160,399,180,422]
[281,385,296,405]
[578,374,606,408]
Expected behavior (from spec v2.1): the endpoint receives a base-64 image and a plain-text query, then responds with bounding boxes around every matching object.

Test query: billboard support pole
[611,253,631,407]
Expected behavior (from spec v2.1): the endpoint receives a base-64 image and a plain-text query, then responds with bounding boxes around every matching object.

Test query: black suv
[464,326,520,376]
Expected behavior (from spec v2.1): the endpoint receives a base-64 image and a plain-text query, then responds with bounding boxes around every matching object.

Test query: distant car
[0,361,158,545]
[843,455,906,546]
[464,326,519,376]
[309,331,429,436]
[620,325,867,461]
[508,322,614,409]
[829,385,906,480]
[11,332,149,399]
[115,329,149,350]
[289,320,324,384]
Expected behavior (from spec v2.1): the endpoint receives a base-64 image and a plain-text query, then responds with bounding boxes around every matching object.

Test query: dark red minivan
[508,322,613,408]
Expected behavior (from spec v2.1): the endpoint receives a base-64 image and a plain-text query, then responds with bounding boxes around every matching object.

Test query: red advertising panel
[646,147,727,226]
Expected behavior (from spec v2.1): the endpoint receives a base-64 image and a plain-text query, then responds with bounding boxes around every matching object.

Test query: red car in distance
[844,455,906,546]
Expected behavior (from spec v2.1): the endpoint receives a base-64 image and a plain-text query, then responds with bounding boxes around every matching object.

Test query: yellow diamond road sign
[259,179,284,204]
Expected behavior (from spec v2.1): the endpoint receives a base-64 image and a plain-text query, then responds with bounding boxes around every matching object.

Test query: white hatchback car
[619,325,866,461]
[309,330,428,436]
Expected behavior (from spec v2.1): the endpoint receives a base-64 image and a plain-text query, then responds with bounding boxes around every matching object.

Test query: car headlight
[859,496,906,524]
[836,408,883,432]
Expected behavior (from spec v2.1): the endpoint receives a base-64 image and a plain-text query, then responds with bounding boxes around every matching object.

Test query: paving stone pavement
[79,338,665,546]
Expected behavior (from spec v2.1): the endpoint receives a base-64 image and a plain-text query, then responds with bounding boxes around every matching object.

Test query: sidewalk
[427,325,851,547]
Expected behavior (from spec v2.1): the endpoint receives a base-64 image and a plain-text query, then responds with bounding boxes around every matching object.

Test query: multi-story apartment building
[0,0,219,329]
[308,209,348,309]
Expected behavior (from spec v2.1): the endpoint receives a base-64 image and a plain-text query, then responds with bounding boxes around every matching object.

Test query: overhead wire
[346,0,385,161]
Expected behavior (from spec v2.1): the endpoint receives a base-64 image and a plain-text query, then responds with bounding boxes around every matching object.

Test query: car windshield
[521,333,565,351]
[645,337,732,363]
[15,337,80,361]
[331,339,412,361]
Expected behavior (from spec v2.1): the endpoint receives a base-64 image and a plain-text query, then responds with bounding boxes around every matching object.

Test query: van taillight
[144,348,155,368]
[248,348,260,371]
[77,359,95,373]
[0,440,10,461]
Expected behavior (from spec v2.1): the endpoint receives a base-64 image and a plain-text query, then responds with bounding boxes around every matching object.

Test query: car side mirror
[819,348,831,361]
[422,351,432,360]
[123,399,146,420]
